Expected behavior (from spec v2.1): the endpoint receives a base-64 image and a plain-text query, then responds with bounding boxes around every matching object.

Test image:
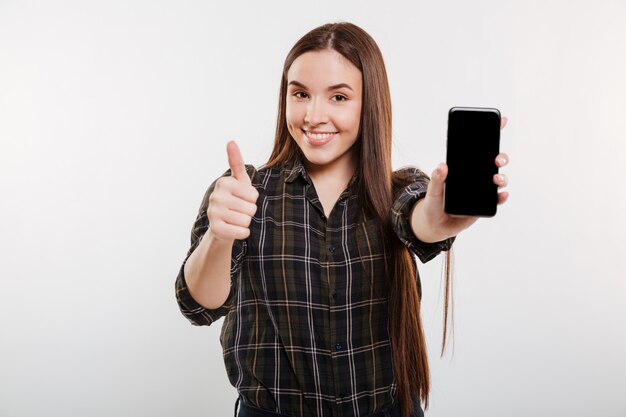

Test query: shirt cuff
[391,175,455,263]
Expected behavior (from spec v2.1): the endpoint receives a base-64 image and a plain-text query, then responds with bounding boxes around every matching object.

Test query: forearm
[183,228,234,310]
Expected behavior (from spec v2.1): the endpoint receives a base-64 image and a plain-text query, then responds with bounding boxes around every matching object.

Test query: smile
[303,130,337,146]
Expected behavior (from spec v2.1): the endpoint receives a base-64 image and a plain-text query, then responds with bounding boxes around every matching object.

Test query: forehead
[287,49,362,88]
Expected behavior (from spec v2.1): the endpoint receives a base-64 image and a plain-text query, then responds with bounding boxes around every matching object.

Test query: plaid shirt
[176,160,453,417]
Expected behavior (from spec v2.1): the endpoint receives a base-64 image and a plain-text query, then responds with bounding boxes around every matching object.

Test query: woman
[176,22,509,417]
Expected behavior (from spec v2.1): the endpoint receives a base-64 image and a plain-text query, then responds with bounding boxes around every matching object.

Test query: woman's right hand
[207,141,259,242]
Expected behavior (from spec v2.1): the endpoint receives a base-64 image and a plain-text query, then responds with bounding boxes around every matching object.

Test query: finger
[212,176,259,204]
[497,191,509,205]
[496,153,509,167]
[230,183,259,204]
[500,116,508,129]
[426,163,447,199]
[227,140,250,183]
[494,173,508,188]
[222,210,254,228]
[227,198,258,217]
[211,221,251,240]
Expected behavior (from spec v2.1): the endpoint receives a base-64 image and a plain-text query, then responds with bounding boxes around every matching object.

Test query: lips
[303,130,337,146]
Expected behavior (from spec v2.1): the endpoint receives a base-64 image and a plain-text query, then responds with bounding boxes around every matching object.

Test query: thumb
[227,140,250,183]
[426,163,447,199]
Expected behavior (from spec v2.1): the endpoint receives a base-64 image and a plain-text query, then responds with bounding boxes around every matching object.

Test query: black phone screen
[444,107,501,217]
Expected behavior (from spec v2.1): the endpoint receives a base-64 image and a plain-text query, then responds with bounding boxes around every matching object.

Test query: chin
[301,151,332,167]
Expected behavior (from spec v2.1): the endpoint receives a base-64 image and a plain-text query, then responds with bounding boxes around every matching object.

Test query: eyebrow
[288,80,354,92]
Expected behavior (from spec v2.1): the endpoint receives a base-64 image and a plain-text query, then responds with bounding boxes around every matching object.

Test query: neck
[305,149,357,188]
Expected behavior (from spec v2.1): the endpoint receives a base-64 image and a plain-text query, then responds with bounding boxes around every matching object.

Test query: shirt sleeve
[390,167,455,263]
[174,165,256,326]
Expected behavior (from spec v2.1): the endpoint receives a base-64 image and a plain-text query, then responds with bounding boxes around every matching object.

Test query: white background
[1,1,625,416]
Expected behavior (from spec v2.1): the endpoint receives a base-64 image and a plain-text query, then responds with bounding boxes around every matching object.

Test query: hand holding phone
[444,107,501,217]
[410,109,508,243]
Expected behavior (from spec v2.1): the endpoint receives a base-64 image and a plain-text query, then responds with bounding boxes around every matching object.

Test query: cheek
[285,105,304,143]
[335,106,361,132]
[285,102,303,127]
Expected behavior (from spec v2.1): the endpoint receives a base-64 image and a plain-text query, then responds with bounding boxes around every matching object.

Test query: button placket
[325,198,354,415]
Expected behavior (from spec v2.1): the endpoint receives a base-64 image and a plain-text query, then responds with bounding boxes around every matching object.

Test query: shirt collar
[284,159,311,184]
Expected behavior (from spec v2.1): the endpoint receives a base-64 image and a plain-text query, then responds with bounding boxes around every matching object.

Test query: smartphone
[444,106,501,217]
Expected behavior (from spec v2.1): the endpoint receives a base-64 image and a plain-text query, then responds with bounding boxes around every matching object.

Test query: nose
[304,98,328,126]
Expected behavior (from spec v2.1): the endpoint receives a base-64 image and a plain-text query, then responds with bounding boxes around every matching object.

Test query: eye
[294,91,309,99]
[332,94,347,102]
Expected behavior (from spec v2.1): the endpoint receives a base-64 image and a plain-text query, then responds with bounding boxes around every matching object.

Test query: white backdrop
[1,1,625,416]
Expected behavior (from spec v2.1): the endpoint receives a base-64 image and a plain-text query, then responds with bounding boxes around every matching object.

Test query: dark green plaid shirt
[176,159,453,417]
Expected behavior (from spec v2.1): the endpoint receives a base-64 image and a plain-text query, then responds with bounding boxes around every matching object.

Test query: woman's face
[286,49,362,176]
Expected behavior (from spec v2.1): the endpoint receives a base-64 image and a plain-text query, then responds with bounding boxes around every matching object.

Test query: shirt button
[335,343,343,351]
[332,292,338,299]
[339,392,345,398]
[328,246,336,253]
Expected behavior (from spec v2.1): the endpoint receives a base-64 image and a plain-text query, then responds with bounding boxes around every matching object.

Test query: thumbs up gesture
[207,141,259,242]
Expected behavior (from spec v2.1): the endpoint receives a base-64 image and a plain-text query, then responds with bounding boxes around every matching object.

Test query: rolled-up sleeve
[390,167,455,263]
[174,167,253,326]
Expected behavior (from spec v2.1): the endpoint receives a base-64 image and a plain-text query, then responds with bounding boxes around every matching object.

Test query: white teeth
[305,132,335,140]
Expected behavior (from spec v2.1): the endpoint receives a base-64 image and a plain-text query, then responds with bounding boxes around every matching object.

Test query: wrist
[410,200,450,243]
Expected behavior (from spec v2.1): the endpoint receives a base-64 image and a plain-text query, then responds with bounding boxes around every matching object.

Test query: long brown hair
[265,22,453,416]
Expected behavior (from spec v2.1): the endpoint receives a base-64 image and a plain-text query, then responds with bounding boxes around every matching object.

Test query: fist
[207,141,259,241]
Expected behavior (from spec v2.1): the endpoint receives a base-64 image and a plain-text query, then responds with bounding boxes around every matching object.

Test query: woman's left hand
[410,117,509,243]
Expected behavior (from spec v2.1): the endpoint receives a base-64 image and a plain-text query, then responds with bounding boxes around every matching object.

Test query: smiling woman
[175,21,508,417]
